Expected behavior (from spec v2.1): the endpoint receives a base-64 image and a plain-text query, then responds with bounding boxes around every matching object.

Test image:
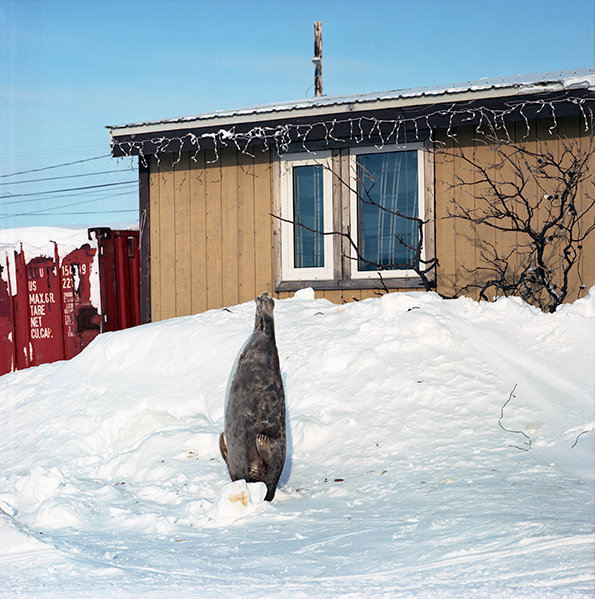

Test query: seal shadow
[278,367,293,490]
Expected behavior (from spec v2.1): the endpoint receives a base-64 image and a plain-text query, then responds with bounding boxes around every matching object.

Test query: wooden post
[314,21,323,97]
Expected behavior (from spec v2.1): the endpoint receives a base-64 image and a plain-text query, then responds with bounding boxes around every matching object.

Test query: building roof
[108,68,594,138]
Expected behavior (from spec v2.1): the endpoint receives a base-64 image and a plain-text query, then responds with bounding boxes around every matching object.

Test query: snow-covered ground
[0,288,593,598]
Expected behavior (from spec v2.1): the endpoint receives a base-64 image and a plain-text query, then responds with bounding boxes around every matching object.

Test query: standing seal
[219,292,286,502]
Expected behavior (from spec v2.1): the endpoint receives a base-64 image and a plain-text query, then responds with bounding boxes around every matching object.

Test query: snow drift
[0,288,593,598]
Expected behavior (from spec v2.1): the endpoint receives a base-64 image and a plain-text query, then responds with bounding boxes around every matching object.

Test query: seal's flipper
[219,432,229,467]
[248,453,266,480]
[255,433,274,467]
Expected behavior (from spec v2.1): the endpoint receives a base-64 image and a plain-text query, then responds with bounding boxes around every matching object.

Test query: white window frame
[279,151,334,281]
[348,142,426,280]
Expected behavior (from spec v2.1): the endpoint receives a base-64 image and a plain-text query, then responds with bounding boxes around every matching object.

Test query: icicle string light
[112,96,593,165]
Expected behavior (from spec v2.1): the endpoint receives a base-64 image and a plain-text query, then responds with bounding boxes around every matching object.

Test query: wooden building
[108,69,594,323]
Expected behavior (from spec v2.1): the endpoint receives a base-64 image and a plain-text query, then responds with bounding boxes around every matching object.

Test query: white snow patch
[0,288,593,598]
[208,480,268,524]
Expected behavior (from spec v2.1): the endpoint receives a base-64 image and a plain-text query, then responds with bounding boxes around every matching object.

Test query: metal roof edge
[107,68,595,138]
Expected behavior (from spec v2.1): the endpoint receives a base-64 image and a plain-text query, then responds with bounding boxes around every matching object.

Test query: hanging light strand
[111,95,594,165]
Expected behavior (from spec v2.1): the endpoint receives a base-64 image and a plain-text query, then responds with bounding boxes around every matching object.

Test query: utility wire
[0,184,137,206]
[11,190,137,215]
[0,190,137,218]
[0,189,136,216]
[0,209,138,219]
[0,168,136,186]
[0,180,136,203]
[0,154,112,179]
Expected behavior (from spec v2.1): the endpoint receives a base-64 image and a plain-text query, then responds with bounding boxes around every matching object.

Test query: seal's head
[254,292,275,334]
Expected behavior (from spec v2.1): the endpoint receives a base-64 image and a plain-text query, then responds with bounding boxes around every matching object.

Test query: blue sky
[1,0,593,229]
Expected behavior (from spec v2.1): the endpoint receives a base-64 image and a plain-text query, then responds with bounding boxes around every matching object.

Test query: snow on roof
[108,68,595,136]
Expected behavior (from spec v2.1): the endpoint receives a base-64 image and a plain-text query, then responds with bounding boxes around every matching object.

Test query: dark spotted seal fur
[219,292,286,502]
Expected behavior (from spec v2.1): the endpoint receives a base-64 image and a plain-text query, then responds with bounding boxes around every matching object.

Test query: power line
[15,191,136,215]
[0,144,108,161]
[0,168,136,186]
[0,180,137,203]
[0,154,112,179]
[1,209,138,217]
[0,184,137,206]
[0,190,137,218]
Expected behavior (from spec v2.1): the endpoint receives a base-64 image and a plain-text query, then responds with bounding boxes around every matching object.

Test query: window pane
[293,165,324,268]
[357,151,418,271]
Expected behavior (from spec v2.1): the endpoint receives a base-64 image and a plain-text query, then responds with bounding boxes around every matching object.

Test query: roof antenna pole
[313,21,323,97]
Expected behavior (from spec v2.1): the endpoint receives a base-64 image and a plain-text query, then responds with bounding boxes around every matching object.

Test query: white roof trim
[107,69,595,138]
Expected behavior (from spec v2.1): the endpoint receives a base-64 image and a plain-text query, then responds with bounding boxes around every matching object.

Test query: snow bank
[0,289,593,598]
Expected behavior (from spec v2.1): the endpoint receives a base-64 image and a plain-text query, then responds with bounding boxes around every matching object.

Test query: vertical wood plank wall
[148,116,593,321]
[434,115,593,302]
[149,148,275,320]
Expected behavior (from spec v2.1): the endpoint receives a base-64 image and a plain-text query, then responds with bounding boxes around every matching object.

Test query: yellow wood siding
[148,156,161,320]
[150,147,275,317]
[433,129,456,294]
[204,148,223,309]
[237,150,257,302]
[253,149,274,296]
[189,151,208,314]
[148,116,593,319]
[435,116,593,302]
[174,153,191,317]
[221,149,239,306]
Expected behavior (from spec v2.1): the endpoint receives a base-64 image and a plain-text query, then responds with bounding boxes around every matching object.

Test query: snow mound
[209,480,268,524]
[0,288,593,598]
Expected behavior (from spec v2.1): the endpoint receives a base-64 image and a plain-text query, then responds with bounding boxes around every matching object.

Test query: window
[279,152,334,281]
[276,142,432,290]
[293,165,324,268]
[349,143,426,279]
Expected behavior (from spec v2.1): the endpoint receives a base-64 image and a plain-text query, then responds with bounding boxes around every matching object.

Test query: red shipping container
[0,228,140,376]
[59,244,101,360]
[89,229,140,332]
[0,259,15,374]
[15,249,65,367]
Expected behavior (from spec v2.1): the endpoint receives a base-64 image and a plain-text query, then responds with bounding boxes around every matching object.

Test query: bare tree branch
[499,385,532,452]
[442,126,594,312]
